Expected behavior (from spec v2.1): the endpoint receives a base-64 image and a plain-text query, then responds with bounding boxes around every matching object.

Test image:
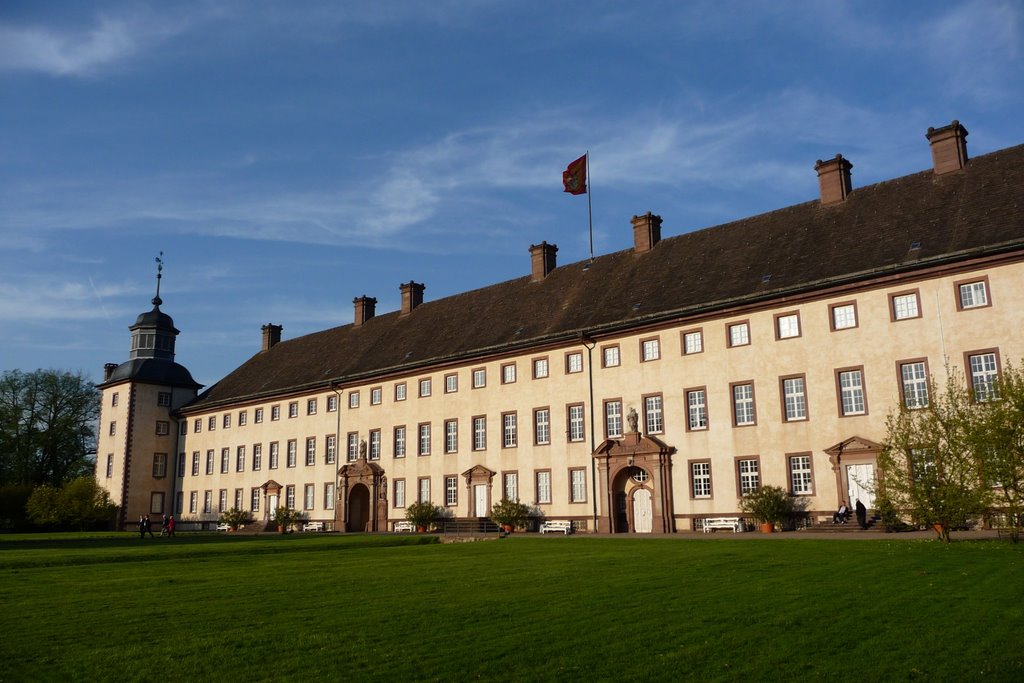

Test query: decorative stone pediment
[593,432,673,459]
[461,464,496,481]
[261,479,282,493]
[824,435,884,457]
[339,459,385,479]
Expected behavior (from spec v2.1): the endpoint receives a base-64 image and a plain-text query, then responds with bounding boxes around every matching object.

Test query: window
[445,476,458,507]
[349,392,360,409]
[682,329,703,355]
[368,430,380,460]
[286,440,297,468]
[445,373,458,393]
[218,489,227,513]
[604,400,623,438]
[956,278,990,310]
[394,479,406,508]
[234,488,243,511]
[644,395,663,434]
[502,412,518,448]
[288,402,299,418]
[837,368,867,416]
[535,471,552,504]
[325,435,336,464]
[193,419,201,433]
[175,491,183,516]
[208,416,216,431]
[324,483,335,510]
[201,491,210,514]
[251,488,261,512]
[347,433,358,462]
[156,421,170,436]
[501,363,516,384]
[255,408,264,423]
[533,357,549,379]
[444,420,458,454]
[269,442,279,469]
[271,405,280,421]
[472,416,487,451]
[728,322,750,347]
[732,382,756,426]
[418,423,431,456]
[781,376,807,421]
[395,383,407,401]
[307,398,317,415]
[252,444,262,470]
[890,291,921,321]
[112,392,119,407]
[285,485,295,510]
[238,410,247,426]
[534,408,551,445]
[641,337,660,362]
[236,446,246,472]
[304,484,315,510]
[152,453,167,478]
[570,468,587,503]
[686,388,707,431]
[109,421,116,436]
[418,478,430,504]
[180,422,187,436]
[370,387,382,405]
[737,458,760,495]
[472,368,486,388]
[967,351,999,401]
[149,492,165,515]
[220,448,230,474]
[394,426,406,458]
[157,392,171,407]
[190,491,198,514]
[418,378,431,397]
[503,472,518,501]
[191,452,200,476]
[305,437,316,466]
[223,413,231,429]
[899,360,930,408]
[789,454,813,495]
[602,345,620,368]
[176,453,185,477]
[327,395,338,412]
[691,461,712,498]
[566,352,583,374]
[205,450,214,475]
[775,312,800,340]
[829,302,858,330]
[567,404,585,442]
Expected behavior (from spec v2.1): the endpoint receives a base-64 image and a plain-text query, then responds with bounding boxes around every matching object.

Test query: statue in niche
[627,407,639,434]
[359,439,367,459]
[379,475,388,499]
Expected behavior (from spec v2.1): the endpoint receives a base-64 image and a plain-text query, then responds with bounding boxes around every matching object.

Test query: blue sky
[2,0,1022,388]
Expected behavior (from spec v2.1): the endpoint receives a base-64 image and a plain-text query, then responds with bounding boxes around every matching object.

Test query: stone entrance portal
[338,454,387,532]
[593,431,674,534]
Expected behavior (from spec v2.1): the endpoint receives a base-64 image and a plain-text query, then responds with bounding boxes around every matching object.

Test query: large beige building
[95,121,1024,533]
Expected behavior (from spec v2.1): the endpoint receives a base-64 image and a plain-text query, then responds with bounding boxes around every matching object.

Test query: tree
[0,369,99,487]
[974,363,1024,542]
[878,368,992,542]
[25,476,118,530]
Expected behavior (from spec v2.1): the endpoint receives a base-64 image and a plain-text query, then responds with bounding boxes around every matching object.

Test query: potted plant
[740,485,795,533]
[490,498,530,532]
[405,500,439,533]
[273,506,294,533]
[219,507,252,532]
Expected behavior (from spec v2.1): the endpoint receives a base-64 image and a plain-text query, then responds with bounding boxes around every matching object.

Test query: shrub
[405,500,439,530]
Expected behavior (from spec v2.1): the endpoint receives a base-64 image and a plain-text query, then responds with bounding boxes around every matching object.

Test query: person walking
[144,515,156,538]
[166,515,176,538]
[138,515,146,539]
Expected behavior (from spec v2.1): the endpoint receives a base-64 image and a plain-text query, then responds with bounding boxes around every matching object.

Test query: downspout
[331,384,344,532]
[581,333,598,532]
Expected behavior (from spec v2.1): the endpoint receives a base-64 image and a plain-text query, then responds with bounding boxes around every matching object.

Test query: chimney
[352,295,377,327]
[103,363,118,382]
[261,323,283,352]
[400,281,425,315]
[631,212,662,253]
[926,120,968,175]
[529,241,558,281]
[814,154,853,205]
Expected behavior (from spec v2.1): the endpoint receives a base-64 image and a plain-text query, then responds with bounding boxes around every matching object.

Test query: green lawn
[1,533,1021,681]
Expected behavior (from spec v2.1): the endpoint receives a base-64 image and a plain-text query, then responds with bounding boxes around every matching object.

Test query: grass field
[1,532,1022,681]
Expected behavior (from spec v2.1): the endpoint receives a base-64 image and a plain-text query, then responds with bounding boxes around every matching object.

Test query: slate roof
[184,144,1024,412]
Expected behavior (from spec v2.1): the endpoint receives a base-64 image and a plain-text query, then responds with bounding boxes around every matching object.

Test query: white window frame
[534,408,551,445]
[686,389,707,430]
[782,376,807,421]
[691,461,711,498]
[838,369,866,416]
[644,395,663,434]
[568,404,585,442]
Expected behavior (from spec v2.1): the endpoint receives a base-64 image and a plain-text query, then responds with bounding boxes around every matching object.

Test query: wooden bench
[302,521,325,532]
[393,520,415,533]
[215,523,231,532]
[701,517,744,533]
[539,520,573,535]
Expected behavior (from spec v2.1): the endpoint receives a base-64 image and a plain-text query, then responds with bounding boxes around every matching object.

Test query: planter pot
[759,522,775,534]
[502,524,513,532]
[933,523,946,535]
[229,526,238,532]
[416,525,426,533]
[277,524,285,533]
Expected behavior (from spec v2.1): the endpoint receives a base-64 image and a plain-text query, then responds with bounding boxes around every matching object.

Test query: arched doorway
[593,431,675,534]
[632,488,653,533]
[348,484,370,532]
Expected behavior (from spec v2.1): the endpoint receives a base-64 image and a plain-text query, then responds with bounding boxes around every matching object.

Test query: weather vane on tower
[153,251,164,306]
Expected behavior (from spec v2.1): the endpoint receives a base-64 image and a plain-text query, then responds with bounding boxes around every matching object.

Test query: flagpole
[586,151,594,263]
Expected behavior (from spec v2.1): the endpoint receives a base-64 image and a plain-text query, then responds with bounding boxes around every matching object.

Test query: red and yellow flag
[562,154,587,195]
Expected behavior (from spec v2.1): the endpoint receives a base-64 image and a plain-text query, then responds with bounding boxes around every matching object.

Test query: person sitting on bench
[833,501,850,524]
